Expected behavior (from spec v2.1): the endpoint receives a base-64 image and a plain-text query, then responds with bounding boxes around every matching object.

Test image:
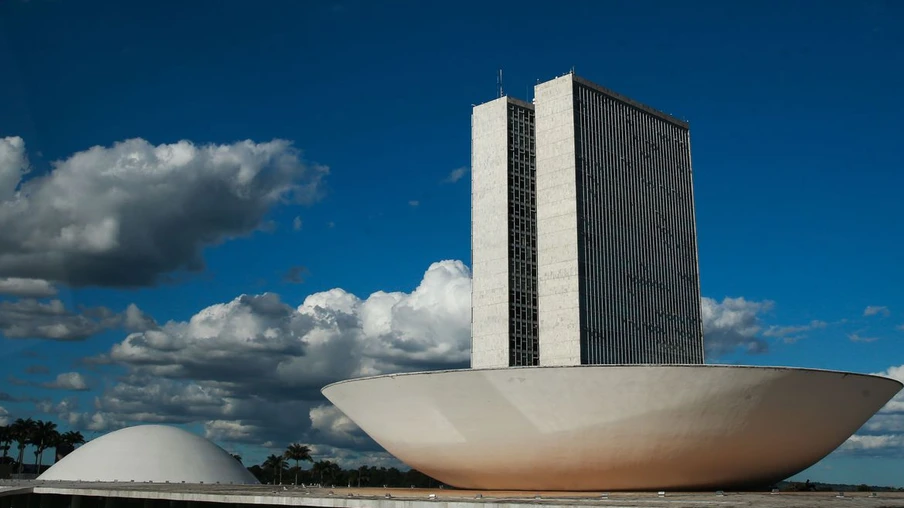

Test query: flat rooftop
[2,482,903,508]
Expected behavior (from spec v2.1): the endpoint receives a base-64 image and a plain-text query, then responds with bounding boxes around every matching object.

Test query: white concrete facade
[470,97,511,369]
[534,75,582,366]
[37,425,259,485]
[323,365,902,491]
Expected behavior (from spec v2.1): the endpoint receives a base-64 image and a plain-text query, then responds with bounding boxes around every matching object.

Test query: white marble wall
[534,75,582,366]
[470,97,511,369]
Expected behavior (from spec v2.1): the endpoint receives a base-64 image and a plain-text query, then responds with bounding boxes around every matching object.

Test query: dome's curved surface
[38,425,259,484]
[323,365,902,491]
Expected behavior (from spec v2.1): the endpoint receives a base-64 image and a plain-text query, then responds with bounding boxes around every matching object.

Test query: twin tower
[471,72,705,369]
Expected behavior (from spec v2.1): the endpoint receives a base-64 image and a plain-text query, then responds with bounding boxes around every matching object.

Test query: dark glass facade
[572,79,704,364]
[506,100,539,366]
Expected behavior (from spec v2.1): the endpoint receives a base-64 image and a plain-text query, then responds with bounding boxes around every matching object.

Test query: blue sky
[0,0,902,487]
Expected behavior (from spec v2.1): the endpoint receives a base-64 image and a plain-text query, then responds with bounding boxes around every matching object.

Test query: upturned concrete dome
[38,424,259,484]
[323,365,902,491]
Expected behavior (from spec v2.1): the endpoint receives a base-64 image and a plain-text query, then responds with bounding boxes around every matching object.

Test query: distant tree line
[240,443,441,488]
[778,479,904,493]
[2,419,439,487]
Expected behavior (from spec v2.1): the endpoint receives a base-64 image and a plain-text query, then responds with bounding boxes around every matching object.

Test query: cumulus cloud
[840,364,904,457]
[408,200,419,207]
[0,406,9,426]
[309,404,369,448]
[293,216,303,231]
[0,136,327,287]
[762,320,827,343]
[0,278,57,298]
[0,136,28,201]
[0,298,112,340]
[35,397,79,417]
[701,297,773,355]
[840,434,904,456]
[309,443,405,470]
[864,305,890,317]
[42,372,90,391]
[873,365,904,414]
[0,298,153,341]
[122,303,158,332]
[66,261,471,456]
[443,167,468,184]
[204,420,261,443]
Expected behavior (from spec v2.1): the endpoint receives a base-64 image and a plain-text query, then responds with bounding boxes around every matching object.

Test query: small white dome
[38,425,259,484]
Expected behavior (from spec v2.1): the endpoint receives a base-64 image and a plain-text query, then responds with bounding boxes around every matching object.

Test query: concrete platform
[1,482,904,508]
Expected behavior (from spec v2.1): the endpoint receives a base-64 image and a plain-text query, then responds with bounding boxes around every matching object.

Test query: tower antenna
[497,68,504,98]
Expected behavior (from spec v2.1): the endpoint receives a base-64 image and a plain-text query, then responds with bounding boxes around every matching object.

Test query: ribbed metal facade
[572,78,704,364]
[506,100,539,366]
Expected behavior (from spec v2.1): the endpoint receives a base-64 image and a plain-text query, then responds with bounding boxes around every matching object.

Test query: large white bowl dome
[323,365,902,491]
[38,424,259,484]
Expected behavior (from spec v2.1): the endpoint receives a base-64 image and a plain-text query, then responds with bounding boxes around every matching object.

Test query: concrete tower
[471,96,538,369]
[471,73,704,368]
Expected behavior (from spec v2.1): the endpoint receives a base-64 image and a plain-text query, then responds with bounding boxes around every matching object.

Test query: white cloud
[35,397,79,416]
[701,297,773,356]
[864,305,891,317]
[293,216,303,231]
[862,415,904,433]
[0,136,327,287]
[0,136,28,201]
[122,303,158,332]
[762,320,827,343]
[0,278,57,298]
[848,333,879,343]
[873,365,904,414]
[408,200,419,207]
[0,298,110,340]
[69,261,471,454]
[443,167,468,184]
[840,364,904,457]
[840,434,904,455]
[0,405,9,425]
[42,372,89,391]
[204,420,260,443]
[0,298,154,341]
[896,324,904,332]
[309,404,368,447]
[309,443,403,470]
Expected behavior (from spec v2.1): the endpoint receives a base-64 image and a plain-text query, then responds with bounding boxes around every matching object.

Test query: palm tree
[10,418,36,474]
[0,425,12,460]
[56,431,85,463]
[31,420,59,471]
[59,430,85,448]
[311,460,340,486]
[262,454,288,485]
[284,443,312,485]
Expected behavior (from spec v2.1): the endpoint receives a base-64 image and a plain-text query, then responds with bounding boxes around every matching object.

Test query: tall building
[471,96,539,369]
[471,72,704,369]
